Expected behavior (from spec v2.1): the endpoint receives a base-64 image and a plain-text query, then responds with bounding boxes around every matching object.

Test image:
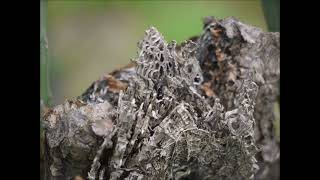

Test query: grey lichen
[43,17,279,180]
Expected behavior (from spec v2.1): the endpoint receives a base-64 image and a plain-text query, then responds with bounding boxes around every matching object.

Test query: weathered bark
[42,17,279,180]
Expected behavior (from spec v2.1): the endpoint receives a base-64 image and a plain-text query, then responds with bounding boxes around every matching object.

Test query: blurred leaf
[41,0,52,107]
[261,0,279,32]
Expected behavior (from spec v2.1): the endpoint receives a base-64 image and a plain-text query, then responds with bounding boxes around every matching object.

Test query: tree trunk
[42,17,279,180]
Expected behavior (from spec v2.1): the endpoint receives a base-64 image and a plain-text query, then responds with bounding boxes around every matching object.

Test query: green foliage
[261,0,279,32]
[48,0,267,43]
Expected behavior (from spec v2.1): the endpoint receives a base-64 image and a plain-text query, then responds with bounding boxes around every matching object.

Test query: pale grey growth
[43,17,279,180]
[99,27,259,180]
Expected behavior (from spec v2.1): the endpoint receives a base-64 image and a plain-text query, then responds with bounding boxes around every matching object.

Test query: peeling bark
[43,17,279,180]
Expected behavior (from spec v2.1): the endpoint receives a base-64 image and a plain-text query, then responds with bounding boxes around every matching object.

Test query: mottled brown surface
[43,17,279,180]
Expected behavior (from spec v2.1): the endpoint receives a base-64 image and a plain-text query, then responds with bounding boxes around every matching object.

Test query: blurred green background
[45,0,270,105]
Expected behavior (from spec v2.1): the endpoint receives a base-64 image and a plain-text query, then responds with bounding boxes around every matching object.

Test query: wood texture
[43,17,279,180]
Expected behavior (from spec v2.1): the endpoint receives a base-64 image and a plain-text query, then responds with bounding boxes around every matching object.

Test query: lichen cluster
[100,27,259,179]
[43,17,279,180]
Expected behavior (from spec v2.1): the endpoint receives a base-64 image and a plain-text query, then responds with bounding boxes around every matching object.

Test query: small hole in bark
[232,122,240,130]
[187,66,192,73]
[157,86,164,99]
[244,136,252,143]
[194,77,200,83]
[160,54,164,62]
[159,44,163,51]
[160,66,164,76]
[222,143,226,148]
[228,80,235,86]
[153,71,159,79]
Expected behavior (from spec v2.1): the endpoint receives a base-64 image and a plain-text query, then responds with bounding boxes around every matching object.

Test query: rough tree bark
[42,17,279,180]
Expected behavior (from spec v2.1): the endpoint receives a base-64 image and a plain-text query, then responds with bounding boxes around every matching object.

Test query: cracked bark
[42,17,279,180]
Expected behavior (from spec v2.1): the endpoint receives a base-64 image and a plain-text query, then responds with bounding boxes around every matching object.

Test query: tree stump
[42,17,279,180]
